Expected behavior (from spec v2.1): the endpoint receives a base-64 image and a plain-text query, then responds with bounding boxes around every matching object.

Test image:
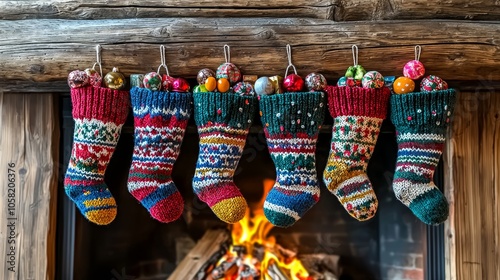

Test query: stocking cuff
[259,92,325,137]
[130,87,192,122]
[71,86,130,124]
[193,92,257,129]
[390,89,456,134]
[326,86,390,119]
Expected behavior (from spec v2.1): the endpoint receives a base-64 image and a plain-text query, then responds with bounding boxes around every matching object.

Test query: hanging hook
[352,45,359,66]
[157,45,170,76]
[415,45,422,61]
[284,44,297,77]
[92,44,103,77]
[224,45,231,63]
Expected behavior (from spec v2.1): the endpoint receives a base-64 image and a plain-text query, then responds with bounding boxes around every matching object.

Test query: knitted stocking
[64,86,129,225]
[390,89,456,225]
[127,88,192,223]
[324,86,390,221]
[192,92,256,224]
[259,92,325,227]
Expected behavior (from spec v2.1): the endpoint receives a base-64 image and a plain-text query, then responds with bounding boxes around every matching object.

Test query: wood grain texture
[0,18,499,93]
[0,0,336,20]
[444,128,456,280]
[451,91,500,280]
[0,93,57,280]
[168,229,230,280]
[1,0,499,21]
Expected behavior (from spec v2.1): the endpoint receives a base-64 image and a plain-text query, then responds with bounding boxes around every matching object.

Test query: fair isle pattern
[127,88,191,223]
[392,132,448,224]
[192,123,249,224]
[324,116,382,221]
[263,132,320,226]
[259,92,325,228]
[64,86,129,226]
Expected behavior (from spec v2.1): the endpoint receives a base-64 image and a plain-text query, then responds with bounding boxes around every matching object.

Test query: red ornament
[283,74,304,92]
[172,77,190,92]
[67,70,89,88]
[162,74,175,91]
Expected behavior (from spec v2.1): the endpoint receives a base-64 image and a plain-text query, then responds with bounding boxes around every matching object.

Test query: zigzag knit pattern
[192,92,256,224]
[259,92,325,227]
[128,87,192,223]
[324,86,390,221]
[64,86,129,225]
[390,89,456,225]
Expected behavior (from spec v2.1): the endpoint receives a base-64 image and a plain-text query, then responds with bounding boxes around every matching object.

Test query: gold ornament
[104,67,126,90]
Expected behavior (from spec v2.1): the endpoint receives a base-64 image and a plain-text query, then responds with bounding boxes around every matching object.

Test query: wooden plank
[168,229,230,280]
[1,0,499,21]
[0,93,57,280]
[444,127,456,280]
[334,0,500,21]
[452,92,482,280]
[0,0,335,20]
[0,18,499,93]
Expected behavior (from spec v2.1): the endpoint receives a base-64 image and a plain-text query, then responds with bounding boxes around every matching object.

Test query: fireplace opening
[56,96,445,280]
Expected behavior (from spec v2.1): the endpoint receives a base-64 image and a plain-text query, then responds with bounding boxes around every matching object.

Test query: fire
[214,179,311,280]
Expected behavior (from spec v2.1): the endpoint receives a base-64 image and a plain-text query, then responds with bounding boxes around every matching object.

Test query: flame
[217,179,311,280]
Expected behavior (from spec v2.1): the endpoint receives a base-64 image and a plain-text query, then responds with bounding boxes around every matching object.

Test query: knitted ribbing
[64,86,129,225]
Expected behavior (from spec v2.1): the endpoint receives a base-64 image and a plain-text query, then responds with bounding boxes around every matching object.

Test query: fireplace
[56,94,445,280]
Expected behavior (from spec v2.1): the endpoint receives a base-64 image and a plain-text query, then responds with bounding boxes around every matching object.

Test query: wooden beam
[0,18,499,93]
[1,0,499,21]
[0,0,336,20]
[0,93,57,280]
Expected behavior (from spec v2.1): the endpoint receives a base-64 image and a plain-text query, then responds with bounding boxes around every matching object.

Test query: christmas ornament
[216,63,241,85]
[404,60,425,80]
[305,73,327,92]
[204,76,217,92]
[384,76,396,88]
[143,72,162,91]
[67,70,89,88]
[393,76,415,94]
[233,82,255,96]
[104,67,126,90]
[354,65,366,81]
[269,76,284,94]
[283,74,304,92]
[197,68,216,85]
[346,77,359,87]
[162,74,174,91]
[130,74,144,88]
[254,76,274,95]
[217,78,230,93]
[243,75,258,86]
[361,71,385,89]
[345,66,356,78]
[420,75,448,92]
[193,84,208,93]
[172,77,190,92]
[84,68,102,87]
[337,76,347,87]
[403,46,425,80]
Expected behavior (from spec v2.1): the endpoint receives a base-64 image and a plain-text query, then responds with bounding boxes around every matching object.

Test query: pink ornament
[403,60,425,80]
[283,74,304,92]
[420,75,447,92]
[162,74,175,91]
[216,63,242,85]
[172,77,190,92]
[67,70,89,88]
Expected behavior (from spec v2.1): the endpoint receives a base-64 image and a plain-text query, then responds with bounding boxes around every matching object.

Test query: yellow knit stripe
[83,197,116,208]
[199,136,246,146]
[211,197,248,224]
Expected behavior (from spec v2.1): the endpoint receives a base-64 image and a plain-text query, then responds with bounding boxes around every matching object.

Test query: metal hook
[352,45,359,66]
[224,44,231,63]
[415,45,422,61]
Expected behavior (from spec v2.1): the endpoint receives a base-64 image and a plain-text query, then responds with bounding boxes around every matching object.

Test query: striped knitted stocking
[192,92,256,224]
[390,89,456,225]
[324,86,390,221]
[64,86,129,225]
[127,88,192,223]
[259,92,325,227]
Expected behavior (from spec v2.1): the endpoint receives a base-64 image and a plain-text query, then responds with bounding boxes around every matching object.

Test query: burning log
[267,260,291,280]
